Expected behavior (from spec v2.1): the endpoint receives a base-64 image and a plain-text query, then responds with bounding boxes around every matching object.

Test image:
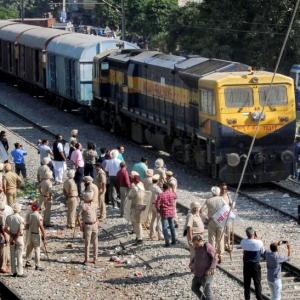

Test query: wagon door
[65,58,76,99]
[49,54,56,92]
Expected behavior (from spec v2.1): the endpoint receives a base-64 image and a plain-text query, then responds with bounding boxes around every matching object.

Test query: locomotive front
[204,71,296,184]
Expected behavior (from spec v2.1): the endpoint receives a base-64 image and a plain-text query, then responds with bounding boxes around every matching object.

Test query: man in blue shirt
[132,157,148,180]
[266,241,291,300]
[11,143,27,179]
[240,227,265,300]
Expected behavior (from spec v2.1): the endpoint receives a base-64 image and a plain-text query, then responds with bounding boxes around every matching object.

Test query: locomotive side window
[199,89,215,115]
[259,85,288,106]
[101,62,109,76]
[224,87,253,108]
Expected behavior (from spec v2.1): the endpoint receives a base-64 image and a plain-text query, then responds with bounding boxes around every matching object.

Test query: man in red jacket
[116,162,131,217]
[155,183,177,247]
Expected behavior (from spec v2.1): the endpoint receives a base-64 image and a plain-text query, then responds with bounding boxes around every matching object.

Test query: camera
[281,240,288,244]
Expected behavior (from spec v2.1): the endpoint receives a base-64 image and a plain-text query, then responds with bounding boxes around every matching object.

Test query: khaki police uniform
[3,171,23,206]
[63,178,79,228]
[5,211,24,275]
[128,182,145,241]
[0,208,9,272]
[167,176,178,193]
[222,192,234,249]
[143,175,153,227]
[186,212,205,260]
[149,184,163,240]
[25,211,43,268]
[80,194,98,263]
[84,182,99,209]
[37,165,51,183]
[94,169,107,220]
[39,178,53,226]
[153,168,166,187]
[202,196,225,257]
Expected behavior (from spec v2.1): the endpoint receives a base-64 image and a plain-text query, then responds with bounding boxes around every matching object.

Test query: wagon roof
[0,23,36,42]
[47,33,138,61]
[19,27,70,49]
[0,20,16,29]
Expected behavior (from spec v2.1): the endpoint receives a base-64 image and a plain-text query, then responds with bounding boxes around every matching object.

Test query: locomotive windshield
[224,87,253,108]
[259,85,288,106]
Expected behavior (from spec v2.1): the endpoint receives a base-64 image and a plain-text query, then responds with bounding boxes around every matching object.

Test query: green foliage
[94,0,177,48]
[166,0,300,73]
[95,0,120,29]
[17,180,40,200]
[0,6,18,19]
[0,0,49,19]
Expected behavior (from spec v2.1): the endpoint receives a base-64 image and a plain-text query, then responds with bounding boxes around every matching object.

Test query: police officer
[63,169,79,228]
[5,203,26,277]
[83,176,98,209]
[128,171,145,245]
[37,157,51,183]
[0,201,9,273]
[3,163,23,206]
[79,191,98,264]
[0,163,7,205]
[94,163,107,220]
[25,202,46,271]
[39,171,53,227]
[201,186,225,263]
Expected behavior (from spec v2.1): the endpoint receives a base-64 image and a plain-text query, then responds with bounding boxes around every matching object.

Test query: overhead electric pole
[121,0,125,40]
[21,0,24,22]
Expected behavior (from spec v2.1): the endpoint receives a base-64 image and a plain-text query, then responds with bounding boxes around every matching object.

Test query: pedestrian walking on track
[190,234,217,300]
[240,227,265,300]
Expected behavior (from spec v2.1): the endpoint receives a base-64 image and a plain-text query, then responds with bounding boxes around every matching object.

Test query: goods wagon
[0,22,138,106]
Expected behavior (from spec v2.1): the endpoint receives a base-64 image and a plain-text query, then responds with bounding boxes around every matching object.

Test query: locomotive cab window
[224,87,253,108]
[100,62,109,76]
[199,89,215,115]
[259,85,288,106]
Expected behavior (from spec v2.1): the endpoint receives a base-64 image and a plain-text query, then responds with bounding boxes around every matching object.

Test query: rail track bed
[0,81,300,299]
[238,183,300,221]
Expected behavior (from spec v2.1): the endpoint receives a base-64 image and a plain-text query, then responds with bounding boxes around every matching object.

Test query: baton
[42,238,50,263]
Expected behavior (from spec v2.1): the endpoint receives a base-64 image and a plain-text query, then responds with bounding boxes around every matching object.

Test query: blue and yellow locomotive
[93,50,296,184]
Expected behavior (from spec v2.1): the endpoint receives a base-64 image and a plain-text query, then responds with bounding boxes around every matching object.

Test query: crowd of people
[0,129,292,300]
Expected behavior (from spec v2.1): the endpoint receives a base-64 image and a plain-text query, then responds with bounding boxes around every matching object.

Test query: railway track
[0,282,21,300]
[1,92,300,299]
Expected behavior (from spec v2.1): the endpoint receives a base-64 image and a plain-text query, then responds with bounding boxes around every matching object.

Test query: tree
[0,0,48,19]
[166,0,300,73]
[0,6,18,19]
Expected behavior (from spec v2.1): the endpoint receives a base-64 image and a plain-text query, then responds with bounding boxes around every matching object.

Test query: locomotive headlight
[251,111,265,121]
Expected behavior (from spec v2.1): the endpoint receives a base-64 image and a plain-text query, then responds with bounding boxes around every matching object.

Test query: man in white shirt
[52,135,66,184]
[240,227,265,300]
[38,139,53,165]
[105,149,121,208]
